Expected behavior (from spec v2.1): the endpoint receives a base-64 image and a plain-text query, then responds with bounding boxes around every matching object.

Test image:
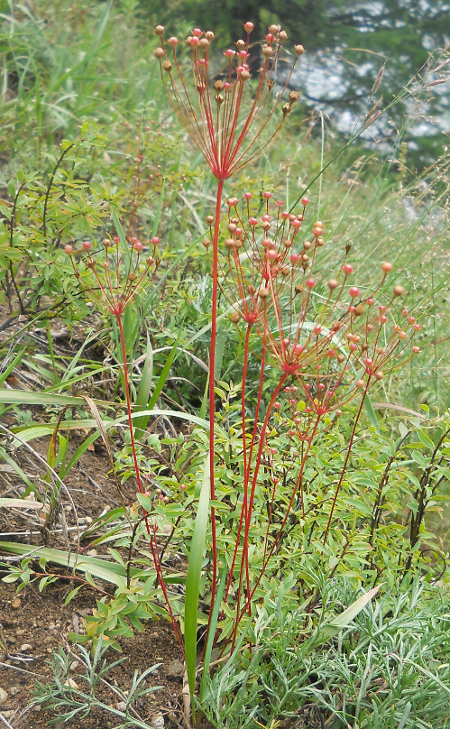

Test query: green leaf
[184,454,210,709]
[314,585,381,645]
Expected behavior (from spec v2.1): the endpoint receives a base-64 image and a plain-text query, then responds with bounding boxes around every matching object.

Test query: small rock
[0,711,13,719]
[166,659,184,677]
[6,636,16,645]
[36,619,44,628]
[15,628,26,636]
[48,623,56,631]
[116,701,126,711]
[63,679,79,690]
[150,713,164,729]
[69,661,79,672]
[33,704,42,712]
[11,597,21,609]
[20,644,32,652]
[0,688,8,706]
[86,549,98,556]
[9,687,19,697]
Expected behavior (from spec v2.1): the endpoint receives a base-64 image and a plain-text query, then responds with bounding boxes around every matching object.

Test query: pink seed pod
[292,218,302,228]
[379,305,386,312]
[274,401,281,409]
[262,214,271,222]
[262,238,273,248]
[151,236,160,245]
[282,211,290,219]
[381,261,393,272]
[249,217,258,226]
[342,263,353,274]
[243,192,252,200]
[313,324,322,334]
[412,346,421,354]
[192,28,202,37]
[349,343,358,352]
[290,253,300,263]
[224,48,235,57]
[263,191,272,199]
[82,240,92,251]
[154,25,165,36]
[293,344,304,355]
[64,244,74,254]
[168,36,179,47]
[133,241,144,252]
[243,21,255,32]
[413,323,421,330]
[349,287,360,297]
[356,379,365,389]
[379,315,388,323]
[367,297,375,305]
[306,277,316,289]
[238,50,248,59]
[266,249,278,260]
[328,279,339,290]
[205,31,215,41]
[398,331,407,339]
[301,197,310,206]
[312,226,322,236]
[393,285,405,297]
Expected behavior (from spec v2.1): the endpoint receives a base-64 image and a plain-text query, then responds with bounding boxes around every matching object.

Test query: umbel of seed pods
[64,235,160,315]
[153,23,304,180]
[207,192,421,415]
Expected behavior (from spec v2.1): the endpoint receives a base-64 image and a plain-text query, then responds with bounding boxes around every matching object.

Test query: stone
[9,687,19,697]
[150,713,164,729]
[11,597,21,609]
[20,644,32,652]
[0,688,8,706]
[166,659,184,677]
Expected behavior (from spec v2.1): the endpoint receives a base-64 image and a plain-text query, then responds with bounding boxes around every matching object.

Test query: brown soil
[0,311,188,729]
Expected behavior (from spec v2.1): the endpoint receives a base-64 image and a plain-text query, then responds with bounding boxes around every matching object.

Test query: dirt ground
[0,315,189,729]
[0,436,187,729]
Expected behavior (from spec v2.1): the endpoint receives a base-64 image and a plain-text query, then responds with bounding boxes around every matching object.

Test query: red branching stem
[116,313,144,495]
[117,313,183,651]
[322,383,371,545]
[235,373,288,625]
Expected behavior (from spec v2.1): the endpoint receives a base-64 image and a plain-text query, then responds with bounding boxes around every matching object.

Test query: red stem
[116,312,183,652]
[208,178,224,618]
[323,385,370,545]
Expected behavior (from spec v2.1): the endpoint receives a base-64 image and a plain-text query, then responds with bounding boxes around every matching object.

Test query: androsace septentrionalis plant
[65,232,184,651]
[204,192,422,644]
[154,20,304,612]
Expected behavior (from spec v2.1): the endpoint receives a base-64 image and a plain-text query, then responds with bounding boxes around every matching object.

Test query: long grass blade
[185,454,210,709]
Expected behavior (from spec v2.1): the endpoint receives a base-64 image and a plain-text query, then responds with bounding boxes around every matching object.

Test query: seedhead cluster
[65,234,160,316]
[153,23,303,180]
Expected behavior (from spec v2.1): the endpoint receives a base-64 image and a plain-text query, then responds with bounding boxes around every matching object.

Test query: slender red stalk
[117,312,184,652]
[322,383,370,545]
[208,178,224,618]
[117,313,144,494]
